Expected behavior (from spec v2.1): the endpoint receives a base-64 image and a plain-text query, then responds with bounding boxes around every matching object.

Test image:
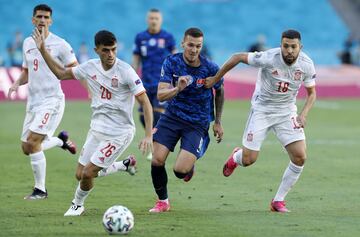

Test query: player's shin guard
[151,165,168,200]
[273,161,303,201]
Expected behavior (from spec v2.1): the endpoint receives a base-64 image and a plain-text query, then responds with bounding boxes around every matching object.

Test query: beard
[282,54,297,65]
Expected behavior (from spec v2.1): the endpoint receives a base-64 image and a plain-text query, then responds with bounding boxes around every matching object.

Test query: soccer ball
[102,205,134,235]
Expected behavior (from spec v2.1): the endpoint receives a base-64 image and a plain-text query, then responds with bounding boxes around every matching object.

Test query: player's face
[32,10,52,34]
[95,43,117,69]
[281,38,302,65]
[182,35,203,64]
[147,12,162,32]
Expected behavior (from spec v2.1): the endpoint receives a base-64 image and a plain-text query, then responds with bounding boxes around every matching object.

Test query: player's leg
[149,142,171,212]
[149,116,180,212]
[223,110,268,176]
[271,113,306,212]
[22,131,48,200]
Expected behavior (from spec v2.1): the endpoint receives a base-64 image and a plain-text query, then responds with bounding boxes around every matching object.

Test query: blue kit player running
[132,9,176,159]
[149,28,225,213]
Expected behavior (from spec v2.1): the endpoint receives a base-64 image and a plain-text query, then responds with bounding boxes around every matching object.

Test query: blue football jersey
[133,29,176,92]
[160,53,224,129]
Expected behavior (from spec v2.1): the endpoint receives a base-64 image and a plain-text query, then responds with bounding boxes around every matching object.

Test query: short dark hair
[33,4,52,16]
[184,27,203,38]
[149,8,160,13]
[282,29,301,40]
[94,30,117,47]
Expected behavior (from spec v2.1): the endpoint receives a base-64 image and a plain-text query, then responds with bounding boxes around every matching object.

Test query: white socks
[98,160,127,177]
[30,151,46,192]
[41,137,63,151]
[233,149,244,166]
[73,183,92,206]
[274,161,304,201]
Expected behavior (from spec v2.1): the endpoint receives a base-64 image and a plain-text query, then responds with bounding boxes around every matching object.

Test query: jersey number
[33,59,39,71]
[100,143,116,157]
[100,86,112,100]
[41,113,50,124]
[277,82,289,92]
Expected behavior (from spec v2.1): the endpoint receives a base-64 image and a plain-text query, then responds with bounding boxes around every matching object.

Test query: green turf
[0,100,359,237]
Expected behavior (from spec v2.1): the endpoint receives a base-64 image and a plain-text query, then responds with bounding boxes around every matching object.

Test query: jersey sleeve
[125,67,145,96]
[247,51,271,68]
[303,62,316,87]
[167,34,176,52]
[159,57,173,84]
[22,41,28,68]
[59,40,77,66]
[71,62,88,81]
[132,34,141,55]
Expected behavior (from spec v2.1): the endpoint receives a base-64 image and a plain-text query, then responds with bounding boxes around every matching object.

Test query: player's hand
[296,114,306,128]
[177,76,189,92]
[32,27,45,51]
[138,136,153,155]
[204,76,217,89]
[213,122,224,143]
[7,83,19,99]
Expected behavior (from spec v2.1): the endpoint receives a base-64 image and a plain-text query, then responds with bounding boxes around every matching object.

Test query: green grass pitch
[0,100,359,236]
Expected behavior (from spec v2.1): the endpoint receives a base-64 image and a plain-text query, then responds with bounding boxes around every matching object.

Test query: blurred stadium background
[1,1,359,236]
[1,0,360,101]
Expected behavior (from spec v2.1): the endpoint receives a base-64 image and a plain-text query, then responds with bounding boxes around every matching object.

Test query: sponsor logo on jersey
[158,38,165,48]
[247,132,253,142]
[196,78,205,87]
[149,38,156,46]
[111,78,118,88]
[294,70,302,80]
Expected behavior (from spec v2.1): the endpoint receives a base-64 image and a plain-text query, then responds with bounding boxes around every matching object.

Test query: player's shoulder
[114,58,133,71]
[265,47,281,58]
[200,55,218,70]
[23,36,34,48]
[166,52,181,63]
[135,30,148,39]
[159,29,174,38]
[80,58,99,68]
[297,51,314,66]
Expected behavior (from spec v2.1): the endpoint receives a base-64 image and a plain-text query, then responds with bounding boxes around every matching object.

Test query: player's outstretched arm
[32,27,73,80]
[204,53,249,88]
[213,84,225,143]
[7,69,28,99]
[297,86,316,128]
[136,92,154,155]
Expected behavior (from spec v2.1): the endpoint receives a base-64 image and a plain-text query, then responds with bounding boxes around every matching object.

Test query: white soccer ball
[102,205,134,235]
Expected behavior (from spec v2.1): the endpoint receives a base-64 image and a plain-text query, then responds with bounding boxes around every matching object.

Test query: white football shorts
[242,109,306,151]
[21,99,65,142]
[78,129,134,168]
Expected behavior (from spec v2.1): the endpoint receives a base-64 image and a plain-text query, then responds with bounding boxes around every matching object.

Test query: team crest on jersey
[149,38,156,46]
[293,70,302,80]
[271,70,279,76]
[158,38,165,48]
[111,78,118,88]
[196,78,205,87]
[247,132,253,142]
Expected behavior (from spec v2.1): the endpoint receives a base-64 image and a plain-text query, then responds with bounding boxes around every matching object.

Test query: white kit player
[32,29,154,216]
[8,4,78,200]
[204,29,316,212]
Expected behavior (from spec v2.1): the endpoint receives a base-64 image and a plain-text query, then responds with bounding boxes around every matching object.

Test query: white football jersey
[72,58,145,136]
[248,48,316,113]
[23,32,76,111]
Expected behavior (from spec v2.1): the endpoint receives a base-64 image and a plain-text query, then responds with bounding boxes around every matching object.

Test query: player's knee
[21,142,29,155]
[292,154,307,166]
[173,170,187,179]
[75,172,82,181]
[81,167,95,180]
